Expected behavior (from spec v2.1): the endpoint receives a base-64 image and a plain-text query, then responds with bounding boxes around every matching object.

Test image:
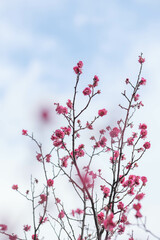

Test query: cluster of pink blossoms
[51,126,71,147]
[73,61,83,74]
[2,56,151,240]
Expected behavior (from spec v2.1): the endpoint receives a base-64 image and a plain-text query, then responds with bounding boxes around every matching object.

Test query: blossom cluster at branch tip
[22,129,28,135]
[12,184,18,190]
[138,55,145,64]
[73,61,83,74]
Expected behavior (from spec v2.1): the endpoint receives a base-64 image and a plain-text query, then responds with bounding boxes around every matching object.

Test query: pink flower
[86,121,93,130]
[77,235,84,240]
[83,87,91,96]
[55,105,68,115]
[114,150,119,158]
[97,212,104,224]
[99,136,107,147]
[77,61,83,68]
[12,184,18,190]
[100,129,106,134]
[56,198,61,203]
[143,142,151,149]
[139,77,146,85]
[39,216,48,224]
[53,139,62,147]
[23,225,31,231]
[58,210,65,219]
[66,99,73,109]
[32,234,39,240]
[61,126,71,135]
[138,56,145,64]
[73,66,82,74]
[128,187,134,195]
[71,210,75,216]
[75,208,84,215]
[121,154,126,160]
[117,202,124,210]
[36,153,42,162]
[141,176,147,185]
[98,108,107,117]
[55,129,65,139]
[135,211,142,218]
[93,75,99,87]
[121,215,127,223]
[47,179,54,187]
[139,123,147,129]
[22,129,28,135]
[39,194,47,204]
[0,224,7,231]
[103,187,110,198]
[134,94,139,101]
[118,224,125,234]
[119,175,125,184]
[109,127,120,138]
[46,154,51,163]
[9,235,17,240]
[78,149,85,157]
[135,193,145,201]
[127,137,134,146]
[78,144,84,149]
[140,129,147,138]
[133,203,141,211]
[103,212,116,231]
[125,78,129,84]
[132,132,137,138]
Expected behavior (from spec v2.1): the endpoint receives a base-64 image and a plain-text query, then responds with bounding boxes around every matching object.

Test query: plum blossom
[39,194,47,204]
[9,235,17,240]
[47,179,54,187]
[66,99,73,109]
[143,142,151,149]
[135,193,145,201]
[22,129,28,135]
[97,212,104,224]
[12,184,18,190]
[83,87,91,96]
[58,210,65,219]
[0,224,7,231]
[139,77,146,85]
[103,212,116,231]
[98,108,107,117]
[138,56,145,64]
[110,127,120,138]
[23,225,31,231]
[139,123,147,129]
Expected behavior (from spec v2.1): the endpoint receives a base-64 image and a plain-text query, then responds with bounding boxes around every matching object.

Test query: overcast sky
[0,0,160,239]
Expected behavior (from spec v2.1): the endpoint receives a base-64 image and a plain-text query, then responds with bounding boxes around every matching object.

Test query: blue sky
[0,0,160,239]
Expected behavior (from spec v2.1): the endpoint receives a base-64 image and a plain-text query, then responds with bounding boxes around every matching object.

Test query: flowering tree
[0,55,157,240]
